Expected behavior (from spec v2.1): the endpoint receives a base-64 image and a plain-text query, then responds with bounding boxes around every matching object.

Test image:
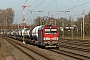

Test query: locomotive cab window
[45,29,57,34]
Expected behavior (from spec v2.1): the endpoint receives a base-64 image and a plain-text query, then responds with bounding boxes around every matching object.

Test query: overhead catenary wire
[14,0,46,24]
[48,1,90,18]
[16,0,90,24]
[32,0,46,11]
[42,0,54,11]
[26,1,90,17]
[25,0,46,16]
[30,0,57,17]
[70,0,81,9]
[67,1,90,10]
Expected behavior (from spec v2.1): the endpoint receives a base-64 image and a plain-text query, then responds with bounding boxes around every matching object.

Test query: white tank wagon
[14,29,19,39]
[11,31,15,36]
[7,30,19,39]
[7,31,12,37]
[32,25,43,40]
[20,28,30,37]
[24,28,31,39]
[20,28,31,44]
[18,29,23,37]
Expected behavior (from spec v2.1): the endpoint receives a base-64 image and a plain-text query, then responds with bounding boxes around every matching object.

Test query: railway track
[49,39,90,60]
[61,41,89,47]
[49,49,90,60]
[3,37,55,60]
[60,39,90,47]
[59,39,90,53]
[59,44,90,52]
[2,36,90,60]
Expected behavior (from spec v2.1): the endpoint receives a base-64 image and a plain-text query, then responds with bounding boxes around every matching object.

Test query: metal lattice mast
[22,4,31,28]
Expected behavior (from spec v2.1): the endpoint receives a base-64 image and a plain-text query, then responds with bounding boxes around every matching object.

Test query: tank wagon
[7,25,59,48]
[18,28,30,44]
[32,25,43,40]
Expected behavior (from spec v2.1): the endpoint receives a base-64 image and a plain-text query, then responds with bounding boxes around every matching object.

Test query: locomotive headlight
[44,37,50,40]
[52,37,58,40]
[57,37,58,40]
[44,38,46,40]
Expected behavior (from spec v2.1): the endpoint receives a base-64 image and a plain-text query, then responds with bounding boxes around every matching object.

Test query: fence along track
[4,37,55,60]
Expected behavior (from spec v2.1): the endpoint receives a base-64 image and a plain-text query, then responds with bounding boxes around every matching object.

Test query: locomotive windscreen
[45,29,57,34]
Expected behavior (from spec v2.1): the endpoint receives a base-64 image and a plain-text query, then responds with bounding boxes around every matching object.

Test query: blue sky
[0,0,90,25]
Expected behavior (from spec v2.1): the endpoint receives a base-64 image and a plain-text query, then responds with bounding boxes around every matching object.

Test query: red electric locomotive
[37,25,59,48]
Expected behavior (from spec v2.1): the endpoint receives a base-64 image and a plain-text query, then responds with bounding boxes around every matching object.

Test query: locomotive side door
[38,30,43,43]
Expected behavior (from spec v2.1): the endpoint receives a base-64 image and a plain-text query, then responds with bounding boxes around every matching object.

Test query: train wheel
[40,43,45,49]
[41,46,45,49]
[56,47,59,50]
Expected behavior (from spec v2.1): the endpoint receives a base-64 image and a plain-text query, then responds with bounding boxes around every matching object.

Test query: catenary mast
[22,4,30,28]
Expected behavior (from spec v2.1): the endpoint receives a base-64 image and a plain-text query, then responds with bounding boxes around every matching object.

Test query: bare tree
[0,8,15,25]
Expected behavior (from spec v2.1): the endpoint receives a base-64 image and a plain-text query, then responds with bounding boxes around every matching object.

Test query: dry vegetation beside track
[0,36,14,60]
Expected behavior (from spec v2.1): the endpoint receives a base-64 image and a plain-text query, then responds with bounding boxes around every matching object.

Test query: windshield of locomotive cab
[45,29,57,34]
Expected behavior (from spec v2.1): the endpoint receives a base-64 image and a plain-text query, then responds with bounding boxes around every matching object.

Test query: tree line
[33,12,90,37]
[0,8,15,26]
[0,7,90,37]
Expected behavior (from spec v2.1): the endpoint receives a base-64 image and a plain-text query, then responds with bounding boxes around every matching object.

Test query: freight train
[7,25,59,48]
